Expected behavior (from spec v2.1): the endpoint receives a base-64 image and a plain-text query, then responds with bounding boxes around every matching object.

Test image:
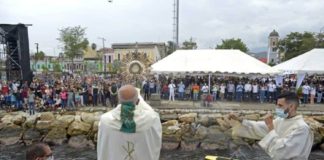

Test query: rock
[194,125,208,140]
[196,115,209,126]
[179,113,197,123]
[81,112,97,124]
[197,114,223,126]
[0,124,22,145]
[35,120,52,132]
[67,120,91,136]
[244,114,260,121]
[22,129,41,145]
[319,126,324,137]
[320,143,324,151]
[12,114,27,126]
[162,134,181,150]
[162,141,180,150]
[304,117,323,145]
[200,125,229,150]
[216,118,231,131]
[68,135,94,149]
[24,116,37,129]
[45,127,67,145]
[313,116,324,123]
[56,115,75,129]
[160,114,178,121]
[1,114,14,124]
[180,140,199,151]
[39,112,55,121]
[89,121,99,138]
[162,120,178,127]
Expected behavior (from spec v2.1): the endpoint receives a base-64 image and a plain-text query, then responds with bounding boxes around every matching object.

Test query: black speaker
[0,23,32,82]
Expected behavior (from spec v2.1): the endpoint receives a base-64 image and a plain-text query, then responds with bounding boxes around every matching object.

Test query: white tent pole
[208,74,211,93]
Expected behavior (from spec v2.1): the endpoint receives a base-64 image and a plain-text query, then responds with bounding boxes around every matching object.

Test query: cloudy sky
[1,0,324,56]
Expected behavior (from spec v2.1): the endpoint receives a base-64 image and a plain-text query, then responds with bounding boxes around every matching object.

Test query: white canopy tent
[151,49,278,75]
[273,49,324,74]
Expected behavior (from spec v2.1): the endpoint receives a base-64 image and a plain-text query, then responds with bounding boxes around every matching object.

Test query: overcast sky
[1,0,324,56]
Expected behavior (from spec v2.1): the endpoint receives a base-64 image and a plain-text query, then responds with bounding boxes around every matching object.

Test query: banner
[296,73,306,89]
[275,75,284,86]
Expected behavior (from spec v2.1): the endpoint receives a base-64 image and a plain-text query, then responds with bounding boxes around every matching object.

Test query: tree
[181,37,197,50]
[216,38,248,52]
[279,31,324,61]
[32,51,45,70]
[53,62,62,72]
[57,26,88,71]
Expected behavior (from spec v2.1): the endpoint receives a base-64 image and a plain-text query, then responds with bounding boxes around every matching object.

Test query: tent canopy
[151,49,278,75]
[273,49,324,74]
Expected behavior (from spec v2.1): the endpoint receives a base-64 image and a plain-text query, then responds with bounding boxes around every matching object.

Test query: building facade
[267,30,280,64]
[112,42,167,63]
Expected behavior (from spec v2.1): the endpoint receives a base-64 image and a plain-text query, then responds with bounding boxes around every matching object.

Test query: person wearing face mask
[229,92,313,160]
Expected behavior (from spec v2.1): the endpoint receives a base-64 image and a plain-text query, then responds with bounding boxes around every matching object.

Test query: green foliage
[35,51,45,61]
[41,64,49,73]
[278,32,317,61]
[53,62,62,72]
[57,26,89,60]
[181,38,197,50]
[216,38,248,52]
[112,59,121,73]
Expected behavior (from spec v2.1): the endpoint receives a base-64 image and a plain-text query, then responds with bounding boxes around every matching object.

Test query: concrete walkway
[156,100,324,112]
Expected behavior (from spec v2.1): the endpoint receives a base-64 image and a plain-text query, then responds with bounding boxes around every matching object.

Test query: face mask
[275,107,289,118]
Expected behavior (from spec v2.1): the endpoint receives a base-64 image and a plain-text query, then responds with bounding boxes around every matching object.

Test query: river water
[1,144,323,160]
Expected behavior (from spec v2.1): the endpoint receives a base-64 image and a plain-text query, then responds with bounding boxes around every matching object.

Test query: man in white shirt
[244,81,252,101]
[97,85,162,160]
[302,83,311,104]
[267,81,276,103]
[229,92,313,160]
[168,81,176,101]
[252,82,259,102]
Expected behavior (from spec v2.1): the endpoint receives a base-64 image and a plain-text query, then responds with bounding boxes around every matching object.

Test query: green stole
[120,102,136,133]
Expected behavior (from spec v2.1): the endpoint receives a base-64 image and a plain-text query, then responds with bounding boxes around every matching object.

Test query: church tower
[267,30,279,64]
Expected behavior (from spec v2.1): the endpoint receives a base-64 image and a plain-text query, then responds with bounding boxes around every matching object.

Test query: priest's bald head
[118,85,139,105]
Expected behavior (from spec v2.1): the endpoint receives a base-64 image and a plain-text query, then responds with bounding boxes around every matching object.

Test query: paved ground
[155,100,324,112]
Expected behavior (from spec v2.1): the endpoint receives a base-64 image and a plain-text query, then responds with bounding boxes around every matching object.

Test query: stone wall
[0,109,323,152]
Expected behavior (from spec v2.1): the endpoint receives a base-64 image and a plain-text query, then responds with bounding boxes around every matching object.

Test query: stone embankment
[0,107,324,152]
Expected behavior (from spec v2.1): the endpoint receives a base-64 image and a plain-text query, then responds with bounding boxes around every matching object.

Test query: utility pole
[34,43,39,71]
[35,43,39,54]
[98,37,106,76]
[173,0,179,50]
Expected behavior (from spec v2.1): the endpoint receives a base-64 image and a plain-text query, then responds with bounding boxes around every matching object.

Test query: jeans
[29,102,35,115]
[260,91,266,103]
[212,92,217,101]
[317,93,322,103]
[61,99,67,109]
[236,92,243,102]
[179,92,184,100]
[303,94,309,104]
[193,93,199,101]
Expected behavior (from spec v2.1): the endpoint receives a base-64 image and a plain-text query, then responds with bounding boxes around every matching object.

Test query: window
[48,64,51,68]
[273,41,276,46]
[108,55,111,63]
[118,54,120,60]
[37,64,40,69]
[272,48,276,52]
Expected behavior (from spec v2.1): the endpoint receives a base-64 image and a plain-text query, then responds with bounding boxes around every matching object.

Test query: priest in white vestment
[97,85,162,160]
[230,92,313,160]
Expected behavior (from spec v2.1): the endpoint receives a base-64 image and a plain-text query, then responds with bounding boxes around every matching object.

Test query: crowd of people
[143,75,324,105]
[0,74,122,115]
[1,74,323,115]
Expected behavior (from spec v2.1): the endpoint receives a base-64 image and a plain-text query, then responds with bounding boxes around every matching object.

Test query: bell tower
[267,29,279,64]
